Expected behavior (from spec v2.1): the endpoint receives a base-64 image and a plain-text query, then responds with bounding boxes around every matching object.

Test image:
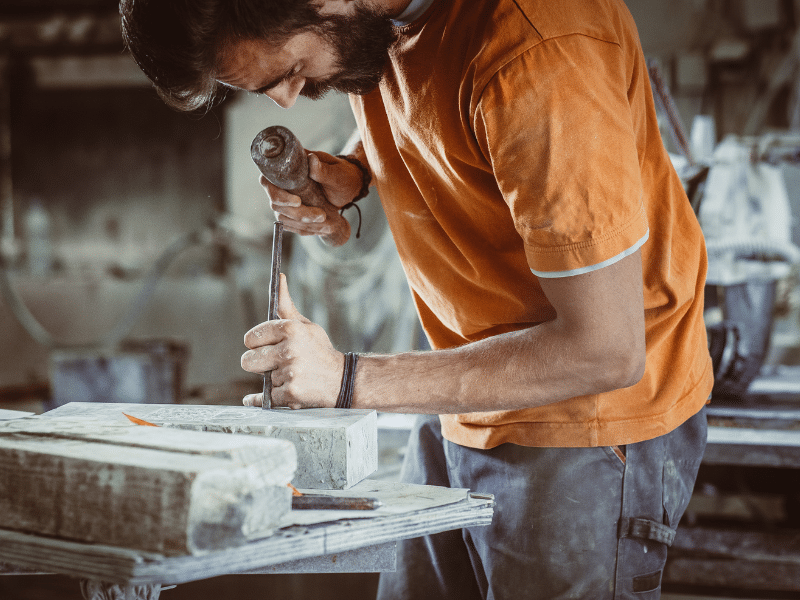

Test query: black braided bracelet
[336,154,371,202]
[336,154,371,239]
[335,352,359,409]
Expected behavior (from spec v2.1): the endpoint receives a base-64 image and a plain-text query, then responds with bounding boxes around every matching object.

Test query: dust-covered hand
[262,150,364,238]
[241,274,344,409]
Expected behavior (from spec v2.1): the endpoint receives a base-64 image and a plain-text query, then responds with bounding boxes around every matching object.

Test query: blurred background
[3,0,800,598]
[0,0,427,417]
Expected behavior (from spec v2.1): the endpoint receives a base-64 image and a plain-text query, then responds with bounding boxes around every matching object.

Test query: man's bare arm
[351,248,646,413]
[241,248,646,413]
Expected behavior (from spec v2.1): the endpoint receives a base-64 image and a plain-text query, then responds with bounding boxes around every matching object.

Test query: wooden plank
[0,489,494,586]
[704,426,800,468]
[3,542,397,576]
[686,492,786,522]
[41,403,378,489]
[0,561,45,574]
[664,557,800,592]
[249,541,397,574]
[1,543,397,576]
[0,421,296,556]
[666,525,800,592]
[672,526,800,564]
[707,405,800,422]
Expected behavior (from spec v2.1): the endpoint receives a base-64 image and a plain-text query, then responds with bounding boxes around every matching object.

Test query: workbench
[0,405,494,600]
[11,394,800,598]
[0,479,494,599]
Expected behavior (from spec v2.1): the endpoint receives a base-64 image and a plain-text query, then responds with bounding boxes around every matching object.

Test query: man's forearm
[352,317,643,414]
[352,249,647,414]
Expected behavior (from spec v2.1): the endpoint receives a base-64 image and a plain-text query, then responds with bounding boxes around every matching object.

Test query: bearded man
[121,1,712,597]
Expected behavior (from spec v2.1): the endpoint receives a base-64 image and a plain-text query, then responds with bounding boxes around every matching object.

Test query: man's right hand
[262,150,365,238]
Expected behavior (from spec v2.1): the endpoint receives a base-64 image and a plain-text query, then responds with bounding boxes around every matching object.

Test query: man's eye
[252,68,299,95]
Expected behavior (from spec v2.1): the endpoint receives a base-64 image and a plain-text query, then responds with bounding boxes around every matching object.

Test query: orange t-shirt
[350,0,713,448]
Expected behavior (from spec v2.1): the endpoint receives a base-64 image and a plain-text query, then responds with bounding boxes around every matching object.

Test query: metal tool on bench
[292,494,382,511]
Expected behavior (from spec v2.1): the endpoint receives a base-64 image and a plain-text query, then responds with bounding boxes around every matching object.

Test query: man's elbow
[594,338,646,392]
[615,348,646,389]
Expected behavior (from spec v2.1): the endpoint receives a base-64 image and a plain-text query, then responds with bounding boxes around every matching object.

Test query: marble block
[41,403,378,489]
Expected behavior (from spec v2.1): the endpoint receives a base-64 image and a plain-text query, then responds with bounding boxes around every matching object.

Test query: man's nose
[264,76,305,109]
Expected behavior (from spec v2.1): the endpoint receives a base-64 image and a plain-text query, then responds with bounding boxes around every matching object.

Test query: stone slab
[0,418,296,555]
[41,403,378,489]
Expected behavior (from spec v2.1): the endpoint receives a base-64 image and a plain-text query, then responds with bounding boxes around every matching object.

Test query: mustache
[300,69,385,99]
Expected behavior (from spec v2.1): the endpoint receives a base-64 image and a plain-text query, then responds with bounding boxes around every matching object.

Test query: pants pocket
[602,445,627,470]
[632,570,662,594]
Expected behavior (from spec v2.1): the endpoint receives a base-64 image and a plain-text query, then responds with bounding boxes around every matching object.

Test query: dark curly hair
[119,0,325,111]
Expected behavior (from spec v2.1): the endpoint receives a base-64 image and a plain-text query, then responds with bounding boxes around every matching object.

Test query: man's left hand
[241,274,344,409]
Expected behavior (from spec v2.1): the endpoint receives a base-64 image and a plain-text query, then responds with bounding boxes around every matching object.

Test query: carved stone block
[41,403,378,489]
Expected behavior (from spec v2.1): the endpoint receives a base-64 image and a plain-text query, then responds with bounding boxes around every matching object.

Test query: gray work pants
[376,408,707,600]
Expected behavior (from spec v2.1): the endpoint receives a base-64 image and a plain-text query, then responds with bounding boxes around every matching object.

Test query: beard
[301,3,398,100]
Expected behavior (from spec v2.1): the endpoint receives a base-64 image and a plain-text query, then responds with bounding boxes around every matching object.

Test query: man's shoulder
[453,0,637,96]
[505,0,636,46]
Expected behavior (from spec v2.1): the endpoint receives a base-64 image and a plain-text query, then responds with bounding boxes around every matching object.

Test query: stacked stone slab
[0,417,296,555]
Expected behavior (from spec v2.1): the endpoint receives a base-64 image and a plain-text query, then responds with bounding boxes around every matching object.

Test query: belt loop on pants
[618,517,677,547]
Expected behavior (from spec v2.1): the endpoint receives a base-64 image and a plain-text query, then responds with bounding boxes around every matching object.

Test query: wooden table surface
[0,483,494,587]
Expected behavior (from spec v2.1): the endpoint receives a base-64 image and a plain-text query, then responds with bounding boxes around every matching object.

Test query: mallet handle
[251,125,351,247]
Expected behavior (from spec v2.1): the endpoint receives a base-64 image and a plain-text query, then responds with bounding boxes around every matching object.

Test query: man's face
[217,2,397,108]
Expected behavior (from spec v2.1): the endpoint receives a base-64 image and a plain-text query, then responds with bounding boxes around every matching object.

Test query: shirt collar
[391,0,437,26]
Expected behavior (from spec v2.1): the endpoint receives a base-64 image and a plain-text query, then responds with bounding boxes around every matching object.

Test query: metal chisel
[262,220,283,410]
[291,494,383,511]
